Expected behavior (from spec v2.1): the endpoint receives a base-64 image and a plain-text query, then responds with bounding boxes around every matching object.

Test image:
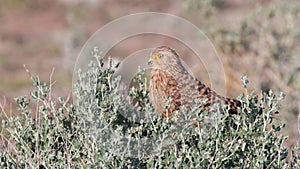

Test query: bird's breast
[149,69,182,116]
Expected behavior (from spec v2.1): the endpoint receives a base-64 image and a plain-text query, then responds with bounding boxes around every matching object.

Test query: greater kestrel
[148,46,241,119]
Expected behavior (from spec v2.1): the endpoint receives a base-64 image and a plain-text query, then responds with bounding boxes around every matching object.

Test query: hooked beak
[148,58,153,65]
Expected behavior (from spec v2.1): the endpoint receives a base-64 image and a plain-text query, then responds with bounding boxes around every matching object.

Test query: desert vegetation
[0,47,299,168]
[0,0,300,168]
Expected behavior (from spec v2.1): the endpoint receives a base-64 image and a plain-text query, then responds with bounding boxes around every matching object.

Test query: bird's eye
[158,54,163,58]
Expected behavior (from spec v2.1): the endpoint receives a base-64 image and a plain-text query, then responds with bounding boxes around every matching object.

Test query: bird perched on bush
[148,46,241,119]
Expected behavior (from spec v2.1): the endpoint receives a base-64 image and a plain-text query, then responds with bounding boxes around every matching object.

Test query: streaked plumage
[148,46,241,119]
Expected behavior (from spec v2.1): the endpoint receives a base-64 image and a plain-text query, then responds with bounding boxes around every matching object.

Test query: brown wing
[150,69,241,118]
[196,81,241,114]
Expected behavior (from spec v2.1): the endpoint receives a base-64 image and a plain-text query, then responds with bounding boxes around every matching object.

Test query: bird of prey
[148,46,241,119]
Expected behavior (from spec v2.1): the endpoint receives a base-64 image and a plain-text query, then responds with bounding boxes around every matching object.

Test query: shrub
[0,47,299,168]
[208,1,300,139]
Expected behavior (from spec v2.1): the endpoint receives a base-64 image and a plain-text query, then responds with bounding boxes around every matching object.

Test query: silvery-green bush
[0,48,299,168]
[208,1,300,140]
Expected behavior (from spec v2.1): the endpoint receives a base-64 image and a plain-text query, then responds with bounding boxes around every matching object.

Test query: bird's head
[148,46,182,69]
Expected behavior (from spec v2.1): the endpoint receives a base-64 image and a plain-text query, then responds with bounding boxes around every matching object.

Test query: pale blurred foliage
[0,0,299,144]
[206,1,300,144]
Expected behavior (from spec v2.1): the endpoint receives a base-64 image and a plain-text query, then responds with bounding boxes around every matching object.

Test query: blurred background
[0,0,299,146]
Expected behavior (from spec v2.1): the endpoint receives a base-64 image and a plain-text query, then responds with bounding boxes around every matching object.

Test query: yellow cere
[150,54,164,61]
